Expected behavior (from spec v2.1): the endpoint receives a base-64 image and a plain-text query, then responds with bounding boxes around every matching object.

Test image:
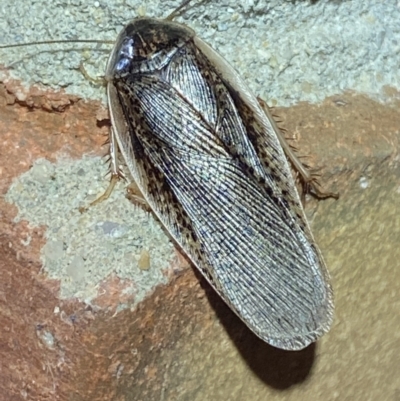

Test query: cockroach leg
[257,97,339,201]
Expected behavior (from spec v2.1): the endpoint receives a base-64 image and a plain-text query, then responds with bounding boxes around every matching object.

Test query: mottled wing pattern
[110,41,332,350]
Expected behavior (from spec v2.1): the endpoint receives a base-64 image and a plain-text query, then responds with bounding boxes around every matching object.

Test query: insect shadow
[192,267,316,390]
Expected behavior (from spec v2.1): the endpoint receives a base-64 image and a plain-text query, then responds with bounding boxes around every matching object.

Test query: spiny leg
[257,97,339,202]
[78,62,106,86]
[82,126,149,212]
[80,126,123,212]
[126,181,151,212]
[77,64,150,211]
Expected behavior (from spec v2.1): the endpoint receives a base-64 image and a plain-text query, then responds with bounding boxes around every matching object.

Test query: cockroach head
[105,17,195,80]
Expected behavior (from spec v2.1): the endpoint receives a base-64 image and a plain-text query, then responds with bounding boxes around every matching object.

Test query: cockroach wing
[106,18,333,351]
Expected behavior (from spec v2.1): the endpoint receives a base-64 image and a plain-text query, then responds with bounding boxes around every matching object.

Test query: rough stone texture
[1,0,400,107]
[1,78,400,400]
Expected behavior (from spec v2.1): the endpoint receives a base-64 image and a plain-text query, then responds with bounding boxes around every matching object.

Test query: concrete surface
[0,0,399,106]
